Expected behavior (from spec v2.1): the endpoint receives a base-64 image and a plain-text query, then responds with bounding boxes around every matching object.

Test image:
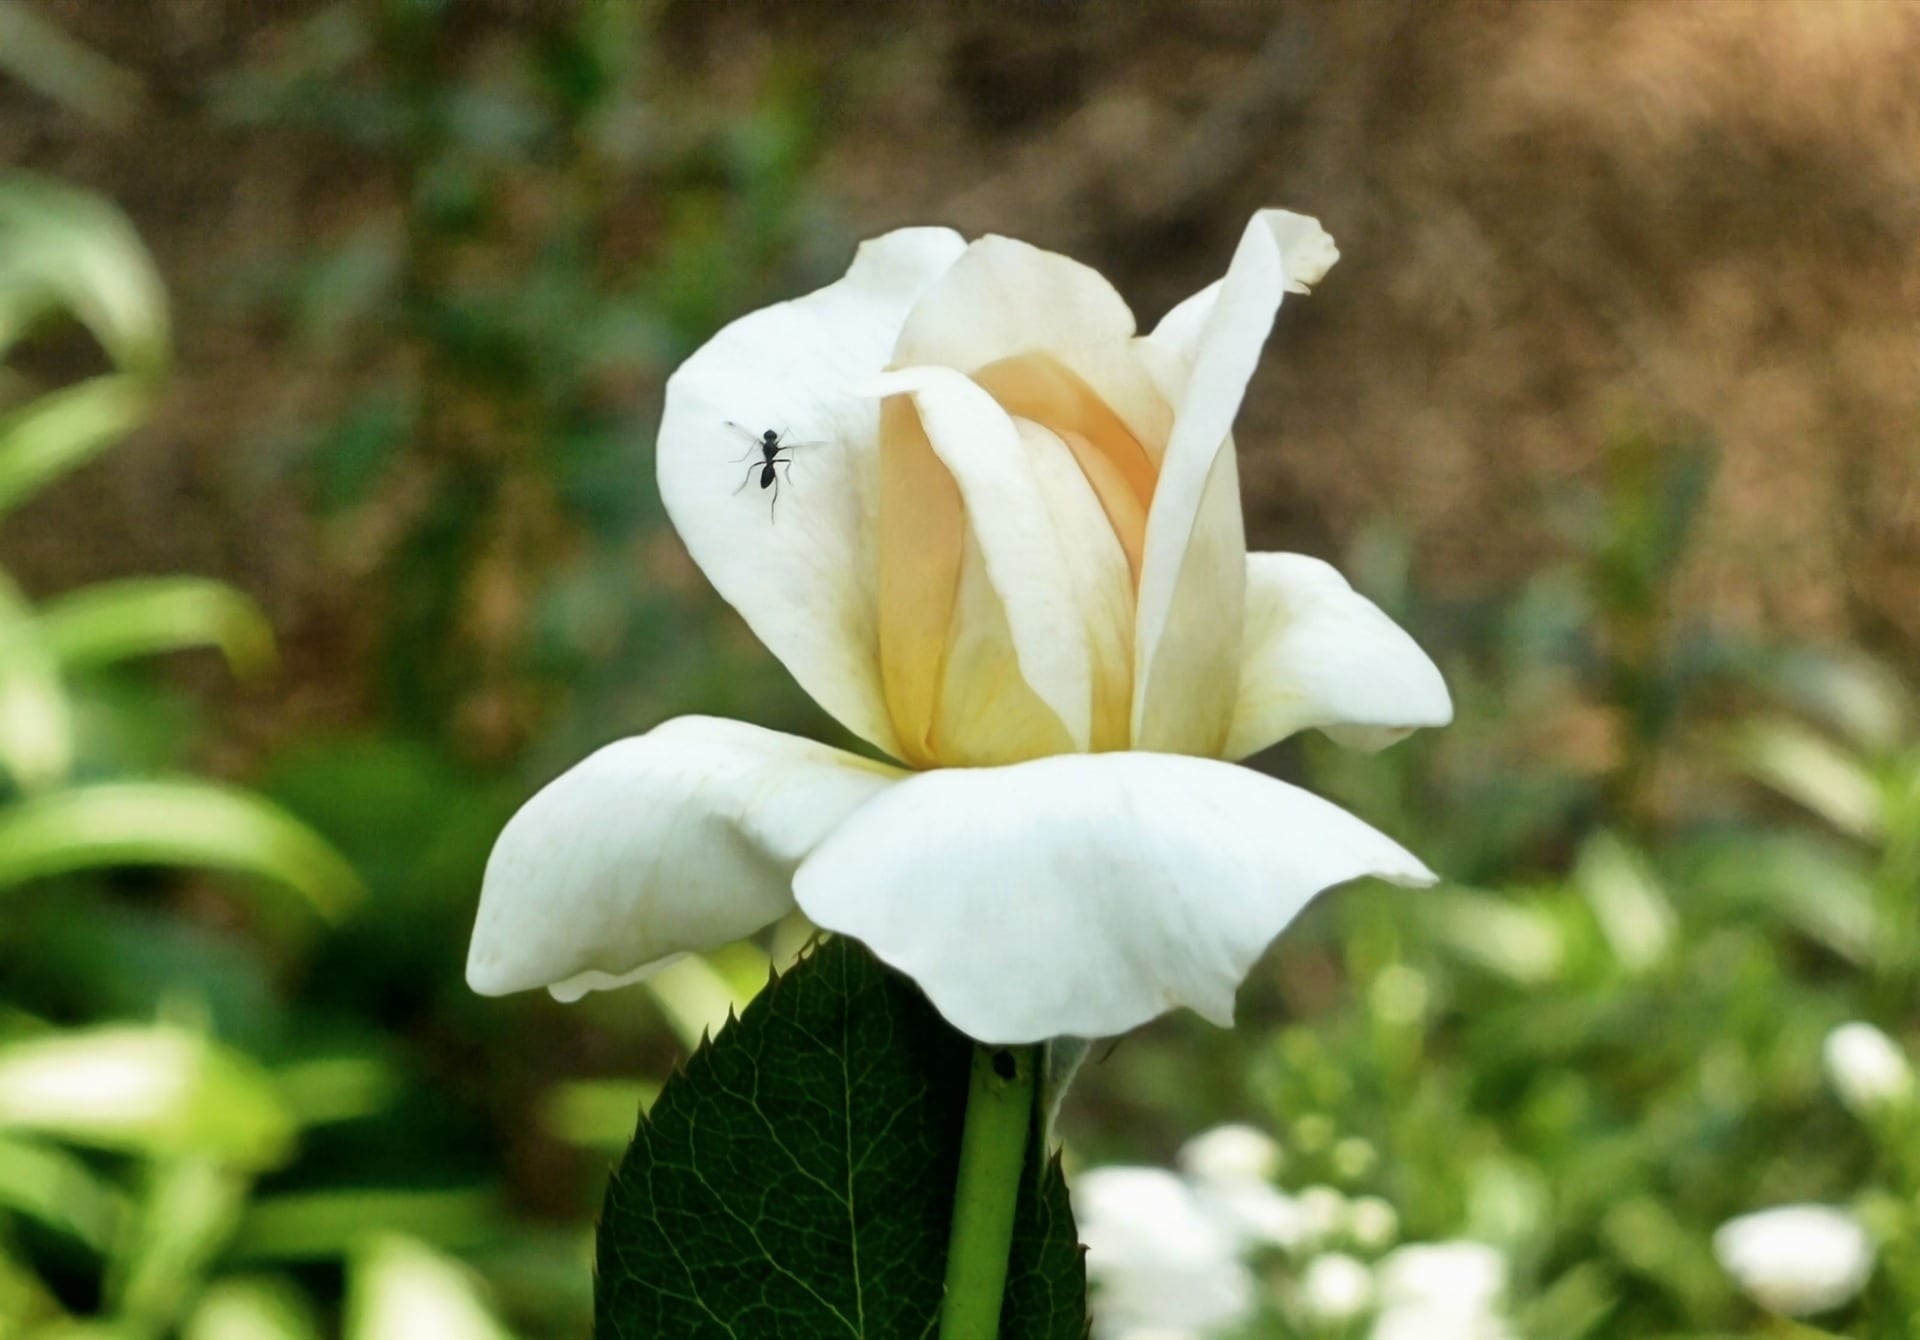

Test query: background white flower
[1074,1165,1256,1340]
[1713,1204,1874,1317]
[1347,1196,1400,1252]
[1823,1021,1914,1116]
[1299,1251,1374,1323]
[1369,1240,1513,1340]
[1178,1122,1283,1185]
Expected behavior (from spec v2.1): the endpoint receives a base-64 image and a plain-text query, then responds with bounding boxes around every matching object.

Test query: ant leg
[767,471,780,522]
[732,461,760,495]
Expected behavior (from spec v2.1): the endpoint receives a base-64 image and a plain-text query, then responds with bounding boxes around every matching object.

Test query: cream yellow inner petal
[1053,429,1149,584]
[1133,441,1247,757]
[930,531,1079,767]
[1017,421,1136,752]
[1049,342,1178,470]
[972,353,1158,583]
[877,395,965,768]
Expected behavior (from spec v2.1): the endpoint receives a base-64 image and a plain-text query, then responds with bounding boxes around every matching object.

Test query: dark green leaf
[595,937,1086,1339]
[1000,1149,1087,1339]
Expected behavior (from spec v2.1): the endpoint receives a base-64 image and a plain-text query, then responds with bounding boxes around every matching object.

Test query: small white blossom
[1200,1182,1310,1252]
[1332,1136,1378,1180]
[1376,1240,1507,1313]
[1299,1252,1374,1323]
[1348,1196,1400,1251]
[1178,1123,1283,1187]
[1823,1022,1914,1116]
[1074,1167,1255,1340]
[1713,1204,1874,1317]
[1369,1305,1512,1340]
[1369,1239,1513,1340]
[1298,1184,1349,1243]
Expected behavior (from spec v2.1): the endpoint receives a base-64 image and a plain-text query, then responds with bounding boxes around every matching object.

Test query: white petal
[1020,419,1136,752]
[658,228,966,760]
[1132,212,1336,755]
[863,366,1094,751]
[1226,552,1452,759]
[1131,419,1246,756]
[892,234,1135,373]
[1149,212,1338,361]
[793,752,1432,1043]
[467,717,901,999]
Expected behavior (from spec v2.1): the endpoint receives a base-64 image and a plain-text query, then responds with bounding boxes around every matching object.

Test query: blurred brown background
[8,0,1916,732]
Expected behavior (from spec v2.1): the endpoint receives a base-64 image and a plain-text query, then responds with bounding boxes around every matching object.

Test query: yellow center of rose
[875,350,1173,770]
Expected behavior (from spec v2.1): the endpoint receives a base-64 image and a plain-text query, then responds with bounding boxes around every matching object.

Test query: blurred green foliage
[2,4,1917,1339]
[6,4,825,1335]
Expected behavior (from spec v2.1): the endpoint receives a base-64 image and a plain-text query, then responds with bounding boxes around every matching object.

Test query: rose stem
[937,1042,1038,1339]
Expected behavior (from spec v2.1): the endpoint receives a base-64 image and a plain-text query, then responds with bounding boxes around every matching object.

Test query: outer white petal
[892,233,1135,373]
[658,228,966,760]
[466,717,901,1000]
[793,752,1432,1043]
[1226,552,1452,759]
[1150,212,1339,362]
[1132,212,1336,755]
[862,366,1093,750]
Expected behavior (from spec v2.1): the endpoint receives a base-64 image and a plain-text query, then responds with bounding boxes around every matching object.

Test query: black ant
[727,423,812,520]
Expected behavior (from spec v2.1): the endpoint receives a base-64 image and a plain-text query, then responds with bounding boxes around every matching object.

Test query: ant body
[727,423,810,519]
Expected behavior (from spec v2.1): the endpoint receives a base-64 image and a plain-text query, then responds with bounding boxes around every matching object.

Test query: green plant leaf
[0,1133,129,1250]
[347,1235,515,1340]
[183,1276,324,1340]
[0,1025,295,1169]
[0,374,150,519]
[999,1149,1086,1338]
[107,1157,251,1332]
[0,778,363,920]
[0,172,168,376]
[37,576,277,678]
[230,1189,507,1263]
[0,4,142,128]
[595,936,1086,1339]
[0,570,73,790]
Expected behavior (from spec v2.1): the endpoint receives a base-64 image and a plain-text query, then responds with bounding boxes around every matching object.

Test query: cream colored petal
[1131,212,1337,756]
[892,234,1135,373]
[1225,553,1453,759]
[970,351,1163,580]
[1149,212,1339,362]
[930,529,1077,766]
[875,393,965,767]
[1044,341,1179,468]
[658,227,966,762]
[865,366,1092,752]
[1132,425,1246,756]
[1019,420,1135,752]
[794,752,1433,1044]
[465,717,901,1000]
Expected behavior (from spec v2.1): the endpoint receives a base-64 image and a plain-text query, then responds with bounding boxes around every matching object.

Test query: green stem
[938,1043,1038,1339]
